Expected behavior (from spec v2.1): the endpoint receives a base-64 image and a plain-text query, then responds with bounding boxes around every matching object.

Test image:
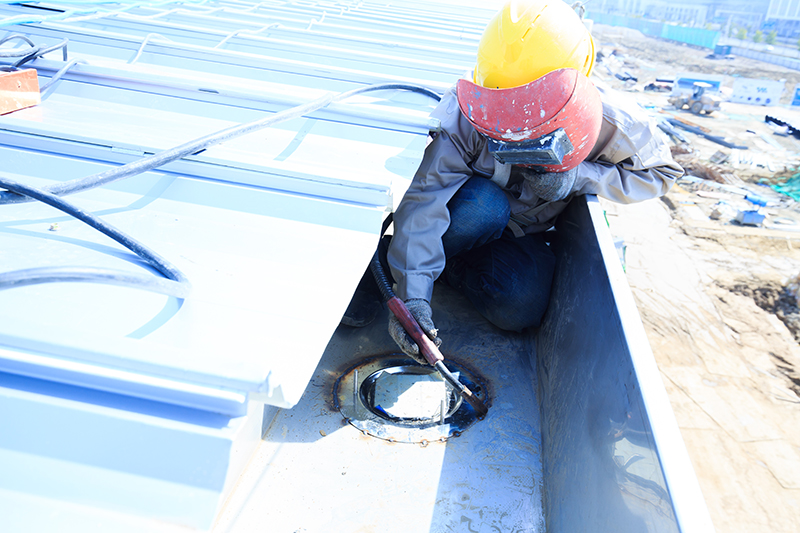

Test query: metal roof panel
[0,0,492,412]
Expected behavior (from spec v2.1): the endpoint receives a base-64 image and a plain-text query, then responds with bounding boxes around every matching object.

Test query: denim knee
[443,177,510,258]
[448,232,555,332]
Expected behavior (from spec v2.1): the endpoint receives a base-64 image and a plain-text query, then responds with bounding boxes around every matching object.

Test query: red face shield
[456,68,603,173]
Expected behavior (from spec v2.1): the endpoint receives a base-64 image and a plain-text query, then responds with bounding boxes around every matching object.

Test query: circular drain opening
[334,354,488,444]
[360,365,463,426]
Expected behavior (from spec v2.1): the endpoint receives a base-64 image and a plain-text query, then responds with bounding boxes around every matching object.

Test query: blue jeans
[441,177,555,332]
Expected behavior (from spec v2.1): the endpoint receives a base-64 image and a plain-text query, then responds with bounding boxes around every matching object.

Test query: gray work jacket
[388,81,684,303]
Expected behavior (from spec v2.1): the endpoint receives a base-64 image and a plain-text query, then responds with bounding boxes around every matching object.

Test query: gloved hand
[514,165,578,202]
[388,298,442,365]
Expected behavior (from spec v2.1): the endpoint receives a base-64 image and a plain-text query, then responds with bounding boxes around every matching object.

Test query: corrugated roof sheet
[0,0,495,411]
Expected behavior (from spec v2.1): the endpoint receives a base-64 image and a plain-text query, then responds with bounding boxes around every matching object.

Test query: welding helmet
[459,0,602,173]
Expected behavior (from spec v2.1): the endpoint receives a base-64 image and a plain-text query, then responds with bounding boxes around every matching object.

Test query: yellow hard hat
[474,0,595,89]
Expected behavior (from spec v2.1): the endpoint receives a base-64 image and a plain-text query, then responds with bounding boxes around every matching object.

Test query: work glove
[388,298,442,365]
[514,165,578,202]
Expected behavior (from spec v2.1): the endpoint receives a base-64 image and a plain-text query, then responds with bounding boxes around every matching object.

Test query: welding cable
[0,34,36,48]
[0,83,439,293]
[0,176,190,298]
[0,36,75,95]
[212,25,282,50]
[0,82,442,205]
[0,36,69,74]
[128,33,173,64]
[14,38,69,68]
[368,213,489,419]
[0,43,40,58]
[11,48,41,68]
[40,58,86,99]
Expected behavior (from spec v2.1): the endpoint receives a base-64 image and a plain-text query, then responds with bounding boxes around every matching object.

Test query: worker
[342,0,684,363]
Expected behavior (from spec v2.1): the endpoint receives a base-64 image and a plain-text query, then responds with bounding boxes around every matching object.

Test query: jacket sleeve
[572,87,684,203]
[387,89,483,302]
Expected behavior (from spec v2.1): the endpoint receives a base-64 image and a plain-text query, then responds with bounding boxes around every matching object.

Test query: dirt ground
[591,24,800,532]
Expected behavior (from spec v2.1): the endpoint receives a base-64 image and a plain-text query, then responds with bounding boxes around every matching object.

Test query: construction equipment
[669,81,721,115]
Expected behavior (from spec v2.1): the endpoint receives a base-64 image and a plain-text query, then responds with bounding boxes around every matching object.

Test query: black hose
[40,58,85,98]
[369,213,394,302]
[0,176,189,298]
[14,38,68,68]
[0,83,441,294]
[368,213,490,418]
[0,266,189,297]
[369,249,394,303]
[0,82,442,205]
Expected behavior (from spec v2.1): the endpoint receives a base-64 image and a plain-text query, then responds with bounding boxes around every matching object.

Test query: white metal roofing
[0,0,495,411]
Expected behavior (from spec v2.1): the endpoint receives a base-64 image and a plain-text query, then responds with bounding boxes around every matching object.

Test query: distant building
[593,0,794,37]
[766,0,800,37]
[593,0,644,16]
[645,3,708,27]
[712,1,769,34]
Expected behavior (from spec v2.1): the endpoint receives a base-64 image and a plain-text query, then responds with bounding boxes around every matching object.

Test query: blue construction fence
[587,12,720,50]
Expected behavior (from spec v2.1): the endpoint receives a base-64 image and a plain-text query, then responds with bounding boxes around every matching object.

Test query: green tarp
[772,174,800,202]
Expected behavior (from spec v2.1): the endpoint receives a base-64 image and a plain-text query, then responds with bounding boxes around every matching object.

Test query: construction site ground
[591,24,800,532]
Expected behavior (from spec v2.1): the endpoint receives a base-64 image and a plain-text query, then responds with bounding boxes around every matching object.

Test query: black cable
[12,48,42,67]
[371,212,395,302]
[0,44,41,58]
[370,248,394,304]
[0,82,442,205]
[367,216,489,418]
[40,58,85,97]
[0,266,189,297]
[0,176,190,298]
[0,83,440,294]
[0,34,38,59]
[14,38,69,68]
[0,35,37,48]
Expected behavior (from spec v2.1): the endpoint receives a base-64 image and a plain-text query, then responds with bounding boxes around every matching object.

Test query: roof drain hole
[360,365,462,426]
[334,354,488,444]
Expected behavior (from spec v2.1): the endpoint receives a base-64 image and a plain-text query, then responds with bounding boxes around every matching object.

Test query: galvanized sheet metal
[0,0,490,411]
[0,4,716,533]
